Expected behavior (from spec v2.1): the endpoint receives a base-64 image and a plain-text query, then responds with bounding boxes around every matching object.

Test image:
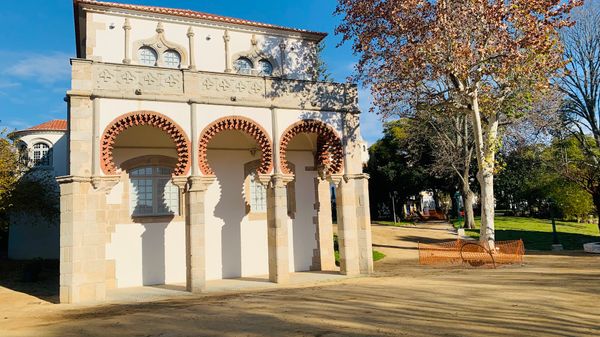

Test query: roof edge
[74,0,328,42]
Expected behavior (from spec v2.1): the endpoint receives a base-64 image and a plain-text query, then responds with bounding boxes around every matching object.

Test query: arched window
[138,47,158,66]
[163,49,181,68]
[258,59,273,76]
[32,143,51,166]
[234,57,253,75]
[129,166,179,216]
[249,171,267,213]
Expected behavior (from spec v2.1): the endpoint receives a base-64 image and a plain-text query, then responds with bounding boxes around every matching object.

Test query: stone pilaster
[312,177,336,271]
[262,173,293,283]
[223,30,232,73]
[68,94,94,177]
[351,174,374,274]
[58,176,109,303]
[184,176,215,293]
[187,27,196,71]
[278,40,286,79]
[122,18,131,64]
[331,175,360,276]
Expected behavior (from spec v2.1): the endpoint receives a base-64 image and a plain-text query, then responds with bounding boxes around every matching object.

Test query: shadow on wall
[141,223,168,286]
[211,151,245,279]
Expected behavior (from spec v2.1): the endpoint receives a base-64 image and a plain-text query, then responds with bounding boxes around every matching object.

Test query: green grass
[375,220,415,227]
[464,216,600,250]
[372,250,386,261]
[334,250,385,266]
[450,218,463,229]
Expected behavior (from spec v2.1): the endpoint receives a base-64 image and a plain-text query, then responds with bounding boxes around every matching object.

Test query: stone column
[312,177,336,271]
[278,40,286,78]
[223,30,232,73]
[352,174,374,274]
[122,18,131,64]
[184,176,215,293]
[187,27,196,71]
[261,173,293,283]
[331,175,360,276]
[58,176,110,303]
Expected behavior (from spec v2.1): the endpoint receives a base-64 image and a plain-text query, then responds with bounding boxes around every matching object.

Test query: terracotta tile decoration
[279,120,344,175]
[100,111,191,176]
[198,116,273,176]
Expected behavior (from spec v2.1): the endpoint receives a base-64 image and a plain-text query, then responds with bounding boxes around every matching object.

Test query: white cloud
[0,79,20,89]
[4,52,71,84]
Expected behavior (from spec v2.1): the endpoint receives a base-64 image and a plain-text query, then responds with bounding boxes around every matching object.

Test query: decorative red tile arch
[100,111,191,176]
[279,119,344,175]
[198,116,273,175]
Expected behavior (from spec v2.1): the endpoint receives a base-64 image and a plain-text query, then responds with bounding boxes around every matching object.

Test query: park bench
[418,239,525,268]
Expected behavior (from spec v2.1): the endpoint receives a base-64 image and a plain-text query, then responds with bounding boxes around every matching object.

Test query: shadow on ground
[467,229,599,251]
[0,259,59,303]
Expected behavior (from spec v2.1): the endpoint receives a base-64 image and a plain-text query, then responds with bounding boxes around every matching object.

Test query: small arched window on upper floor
[163,49,181,68]
[138,46,158,66]
[257,59,273,76]
[32,142,51,167]
[234,57,253,75]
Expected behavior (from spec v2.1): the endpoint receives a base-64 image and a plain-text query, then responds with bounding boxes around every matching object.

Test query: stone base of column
[263,174,293,284]
[312,177,336,271]
[58,176,108,303]
[183,176,215,293]
[331,175,360,276]
[353,174,374,275]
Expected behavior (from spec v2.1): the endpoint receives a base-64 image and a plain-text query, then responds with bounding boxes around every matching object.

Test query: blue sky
[0,0,383,143]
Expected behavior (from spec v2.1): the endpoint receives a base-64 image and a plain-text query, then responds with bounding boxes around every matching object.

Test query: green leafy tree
[366,120,452,220]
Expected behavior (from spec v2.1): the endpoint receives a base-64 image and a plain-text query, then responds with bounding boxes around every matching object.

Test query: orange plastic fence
[418,239,525,268]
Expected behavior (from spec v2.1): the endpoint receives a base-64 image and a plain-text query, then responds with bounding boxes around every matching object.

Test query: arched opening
[201,121,271,280]
[100,111,191,176]
[101,111,190,288]
[279,119,343,271]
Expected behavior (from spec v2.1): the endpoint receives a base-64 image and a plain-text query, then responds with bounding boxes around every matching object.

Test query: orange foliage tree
[336,0,580,246]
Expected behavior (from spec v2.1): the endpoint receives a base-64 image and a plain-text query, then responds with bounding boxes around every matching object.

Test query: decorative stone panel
[196,72,265,101]
[279,119,344,175]
[93,63,183,95]
[74,61,359,112]
[198,116,273,175]
[100,111,191,176]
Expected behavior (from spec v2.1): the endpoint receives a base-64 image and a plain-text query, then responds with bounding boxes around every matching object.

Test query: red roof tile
[26,120,68,132]
[74,0,327,40]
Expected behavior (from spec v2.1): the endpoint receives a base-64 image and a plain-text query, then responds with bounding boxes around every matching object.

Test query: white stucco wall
[88,11,317,80]
[106,221,186,287]
[205,149,268,280]
[287,151,318,272]
[16,131,68,177]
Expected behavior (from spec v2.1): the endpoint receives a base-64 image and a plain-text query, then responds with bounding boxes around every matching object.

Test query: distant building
[8,120,67,260]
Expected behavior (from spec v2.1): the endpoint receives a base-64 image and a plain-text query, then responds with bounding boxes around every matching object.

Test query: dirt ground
[1,222,599,337]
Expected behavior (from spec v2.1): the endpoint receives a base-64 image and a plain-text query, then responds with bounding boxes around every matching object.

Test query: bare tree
[410,105,476,228]
[559,1,600,218]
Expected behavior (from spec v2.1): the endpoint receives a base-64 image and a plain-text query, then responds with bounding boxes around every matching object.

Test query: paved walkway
[1,221,599,337]
[106,271,348,303]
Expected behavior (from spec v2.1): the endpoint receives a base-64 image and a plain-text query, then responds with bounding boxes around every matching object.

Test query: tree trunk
[593,190,600,234]
[462,185,475,229]
[470,90,497,248]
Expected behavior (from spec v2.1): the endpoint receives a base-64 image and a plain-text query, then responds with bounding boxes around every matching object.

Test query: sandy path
[1,222,599,337]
